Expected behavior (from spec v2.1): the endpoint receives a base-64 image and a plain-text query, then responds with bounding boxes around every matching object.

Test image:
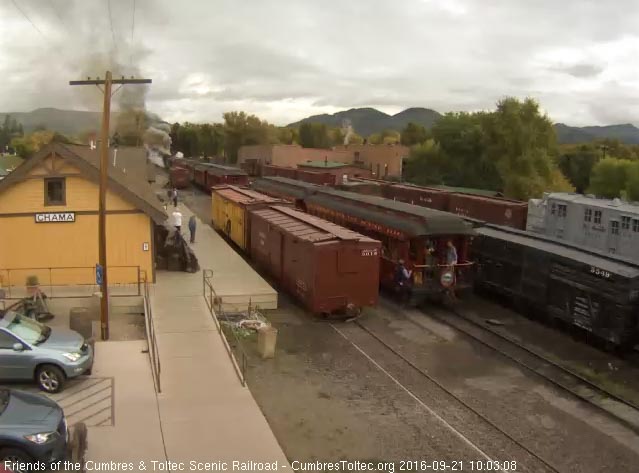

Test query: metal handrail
[0,265,142,299]
[140,269,161,393]
[202,270,247,386]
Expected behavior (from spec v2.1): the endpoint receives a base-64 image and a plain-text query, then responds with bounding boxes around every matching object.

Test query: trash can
[257,326,278,359]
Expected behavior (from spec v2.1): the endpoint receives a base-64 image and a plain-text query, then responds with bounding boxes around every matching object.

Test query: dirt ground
[179,177,639,472]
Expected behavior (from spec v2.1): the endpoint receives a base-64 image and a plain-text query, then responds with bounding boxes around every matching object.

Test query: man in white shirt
[172,209,183,233]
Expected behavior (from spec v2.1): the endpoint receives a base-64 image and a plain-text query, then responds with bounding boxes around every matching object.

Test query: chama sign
[35,212,76,223]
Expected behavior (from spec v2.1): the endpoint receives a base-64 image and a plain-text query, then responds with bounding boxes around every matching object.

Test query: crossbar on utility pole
[70,72,152,341]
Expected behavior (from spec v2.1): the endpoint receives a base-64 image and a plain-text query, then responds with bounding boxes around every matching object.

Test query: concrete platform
[166,203,277,311]
[149,238,289,466]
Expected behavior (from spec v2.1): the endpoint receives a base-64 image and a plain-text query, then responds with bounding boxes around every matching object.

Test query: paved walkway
[162,203,277,311]
[149,204,288,465]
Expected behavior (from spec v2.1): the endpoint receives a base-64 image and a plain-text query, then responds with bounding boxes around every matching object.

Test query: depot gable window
[44,177,66,206]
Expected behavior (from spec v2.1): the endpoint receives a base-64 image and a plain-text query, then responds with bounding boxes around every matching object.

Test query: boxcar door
[269,231,284,281]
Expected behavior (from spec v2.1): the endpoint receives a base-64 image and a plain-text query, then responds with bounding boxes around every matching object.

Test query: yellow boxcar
[211,186,284,251]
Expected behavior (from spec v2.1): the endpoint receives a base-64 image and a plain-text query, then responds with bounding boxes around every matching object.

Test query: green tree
[298,122,332,149]
[223,111,273,162]
[400,122,429,146]
[403,140,448,185]
[481,97,571,199]
[432,111,500,190]
[624,162,639,201]
[556,144,600,193]
[588,157,631,198]
[368,129,400,145]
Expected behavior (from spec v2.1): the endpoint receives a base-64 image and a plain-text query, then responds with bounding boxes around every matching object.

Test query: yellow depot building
[0,143,166,289]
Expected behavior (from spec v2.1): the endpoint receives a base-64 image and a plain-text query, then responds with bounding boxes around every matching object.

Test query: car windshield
[0,389,9,416]
[3,311,49,345]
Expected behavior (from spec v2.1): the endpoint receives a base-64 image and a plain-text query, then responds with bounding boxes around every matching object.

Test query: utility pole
[70,72,152,340]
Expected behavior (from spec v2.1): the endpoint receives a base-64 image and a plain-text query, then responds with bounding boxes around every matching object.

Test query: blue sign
[96,264,103,285]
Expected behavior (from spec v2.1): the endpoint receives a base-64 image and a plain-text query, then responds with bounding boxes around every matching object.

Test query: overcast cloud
[1,0,638,126]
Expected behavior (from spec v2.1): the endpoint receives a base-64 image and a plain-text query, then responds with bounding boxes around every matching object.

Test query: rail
[202,269,248,386]
[0,266,143,299]
[141,270,161,393]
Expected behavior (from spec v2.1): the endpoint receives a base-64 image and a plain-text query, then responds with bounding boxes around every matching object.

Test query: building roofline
[0,143,167,223]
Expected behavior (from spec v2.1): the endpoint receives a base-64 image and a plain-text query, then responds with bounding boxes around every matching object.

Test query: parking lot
[11,376,114,428]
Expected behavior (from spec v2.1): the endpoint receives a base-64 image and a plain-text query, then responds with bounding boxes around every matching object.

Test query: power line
[11,0,45,37]
[107,0,118,54]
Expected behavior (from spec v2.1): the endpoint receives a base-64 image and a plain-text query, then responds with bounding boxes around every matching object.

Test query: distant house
[237,144,352,175]
[332,144,410,179]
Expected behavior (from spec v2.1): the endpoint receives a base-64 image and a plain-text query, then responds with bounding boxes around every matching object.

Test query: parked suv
[0,388,68,469]
[0,310,93,393]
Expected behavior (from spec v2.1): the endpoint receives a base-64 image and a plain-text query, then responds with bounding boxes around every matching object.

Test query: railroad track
[330,320,560,473]
[413,300,639,434]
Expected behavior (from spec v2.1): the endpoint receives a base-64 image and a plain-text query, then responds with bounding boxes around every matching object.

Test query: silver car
[0,310,93,393]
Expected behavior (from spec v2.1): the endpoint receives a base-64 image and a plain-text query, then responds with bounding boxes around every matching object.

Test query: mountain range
[3,107,639,145]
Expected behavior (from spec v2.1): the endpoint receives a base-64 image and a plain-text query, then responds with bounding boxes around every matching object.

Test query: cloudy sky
[1,0,638,126]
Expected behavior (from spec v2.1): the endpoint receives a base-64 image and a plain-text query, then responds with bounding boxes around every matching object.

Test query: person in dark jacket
[395,259,413,306]
[188,215,197,244]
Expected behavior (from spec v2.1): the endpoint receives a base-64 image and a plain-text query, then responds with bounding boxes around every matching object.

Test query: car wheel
[36,364,66,393]
[0,447,34,472]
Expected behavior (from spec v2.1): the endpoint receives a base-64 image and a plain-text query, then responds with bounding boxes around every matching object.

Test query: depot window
[633,219,639,232]
[44,178,66,206]
[594,210,602,224]
[621,216,631,230]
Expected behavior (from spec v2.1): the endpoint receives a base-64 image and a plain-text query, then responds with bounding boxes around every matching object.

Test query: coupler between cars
[66,422,88,471]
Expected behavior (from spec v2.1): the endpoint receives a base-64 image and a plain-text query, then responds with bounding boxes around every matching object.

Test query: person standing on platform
[172,208,183,234]
[188,215,197,244]
[172,188,179,207]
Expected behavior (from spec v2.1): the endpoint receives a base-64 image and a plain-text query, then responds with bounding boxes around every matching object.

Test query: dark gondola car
[473,225,639,349]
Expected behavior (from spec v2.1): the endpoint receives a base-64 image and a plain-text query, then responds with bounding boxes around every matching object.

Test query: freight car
[348,179,527,230]
[210,185,381,316]
[205,164,249,188]
[251,177,477,304]
[169,166,190,189]
[263,164,336,186]
[194,163,249,192]
[472,224,639,349]
[250,205,381,316]
[211,185,285,251]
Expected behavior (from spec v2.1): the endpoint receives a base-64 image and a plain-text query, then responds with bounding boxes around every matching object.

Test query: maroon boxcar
[249,205,380,316]
[262,164,298,180]
[204,164,249,189]
[169,166,190,189]
[447,193,527,229]
[384,183,451,211]
[193,164,209,189]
